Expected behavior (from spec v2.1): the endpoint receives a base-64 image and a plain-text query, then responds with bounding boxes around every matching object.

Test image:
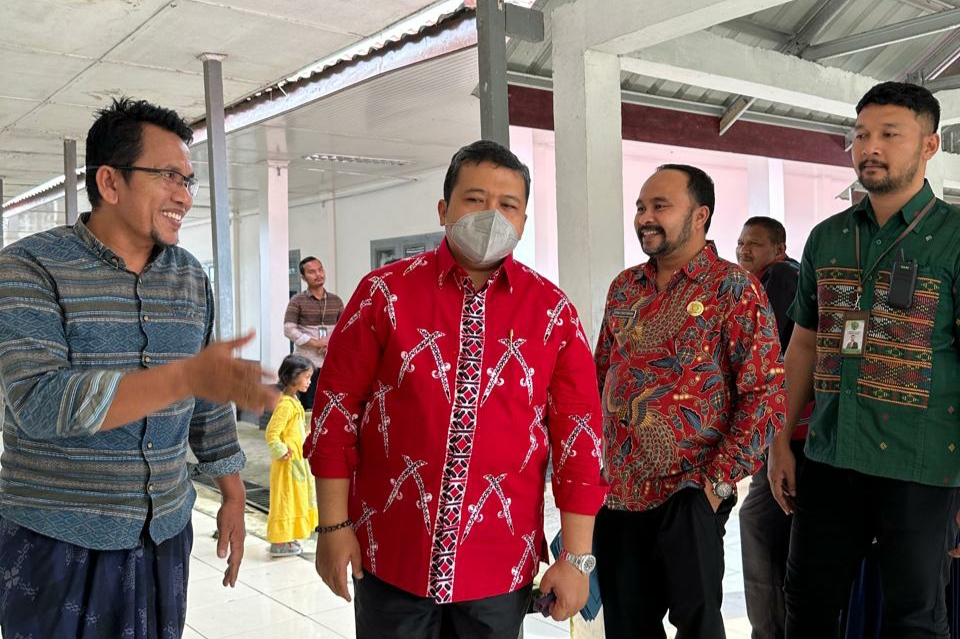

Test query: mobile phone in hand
[532,592,556,617]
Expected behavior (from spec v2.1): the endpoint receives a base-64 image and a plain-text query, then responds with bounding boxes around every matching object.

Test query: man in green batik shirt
[769,81,960,639]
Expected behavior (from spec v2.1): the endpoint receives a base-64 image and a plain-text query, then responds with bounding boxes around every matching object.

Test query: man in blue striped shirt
[0,98,277,638]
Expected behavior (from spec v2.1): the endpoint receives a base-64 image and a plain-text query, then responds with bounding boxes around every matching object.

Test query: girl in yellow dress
[265,355,319,557]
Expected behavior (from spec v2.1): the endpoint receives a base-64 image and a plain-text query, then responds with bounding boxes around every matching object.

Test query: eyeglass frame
[90,165,200,197]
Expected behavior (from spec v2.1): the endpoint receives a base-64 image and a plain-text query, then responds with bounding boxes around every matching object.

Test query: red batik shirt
[305,241,607,603]
[595,242,785,512]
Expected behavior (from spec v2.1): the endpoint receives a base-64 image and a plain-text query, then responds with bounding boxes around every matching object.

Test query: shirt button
[143,356,152,364]
[146,441,153,450]
[844,389,852,395]
[143,315,150,322]
[147,484,155,493]
[875,239,882,245]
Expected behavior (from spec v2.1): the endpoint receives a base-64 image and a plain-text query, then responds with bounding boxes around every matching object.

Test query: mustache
[858,160,887,171]
[637,225,664,236]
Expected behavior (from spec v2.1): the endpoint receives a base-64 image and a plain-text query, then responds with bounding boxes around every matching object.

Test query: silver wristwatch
[712,479,734,500]
[559,549,597,575]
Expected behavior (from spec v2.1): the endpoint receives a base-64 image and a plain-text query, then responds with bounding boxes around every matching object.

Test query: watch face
[580,554,597,573]
[714,481,733,499]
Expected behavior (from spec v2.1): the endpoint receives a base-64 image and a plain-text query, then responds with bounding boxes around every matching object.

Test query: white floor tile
[187,595,301,639]
[188,576,261,610]
[182,626,207,639]
[265,579,353,616]
[310,605,357,639]
[523,616,572,638]
[216,616,346,639]
[190,557,226,582]
[238,555,322,593]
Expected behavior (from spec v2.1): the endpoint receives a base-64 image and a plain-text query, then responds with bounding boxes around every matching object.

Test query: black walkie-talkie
[888,248,917,310]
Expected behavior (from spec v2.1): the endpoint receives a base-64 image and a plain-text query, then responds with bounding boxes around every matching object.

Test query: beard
[637,208,694,259]
[857,150,921,195]
[151,229,177,249]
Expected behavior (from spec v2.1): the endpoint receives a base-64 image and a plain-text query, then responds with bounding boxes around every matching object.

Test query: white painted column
[553,1,625,346]
[927,152,949,198]
[532,129,559,284]
[509,126,537,267]
[259,160,291,374]
[746,157,785,221]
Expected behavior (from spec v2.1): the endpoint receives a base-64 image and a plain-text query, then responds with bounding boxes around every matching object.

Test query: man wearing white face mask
[305,140,607,639]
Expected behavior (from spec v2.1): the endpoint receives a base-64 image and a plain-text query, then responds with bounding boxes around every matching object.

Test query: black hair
[84,97,193,208]
[298,256,322,276]
[278,354,314,389]
[656,164,716,232]
[442,140,531,203]
[856,81,940,134]
[743,216,786,245]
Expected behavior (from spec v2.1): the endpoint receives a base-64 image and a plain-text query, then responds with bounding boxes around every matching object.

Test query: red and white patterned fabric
[305,240,607,603]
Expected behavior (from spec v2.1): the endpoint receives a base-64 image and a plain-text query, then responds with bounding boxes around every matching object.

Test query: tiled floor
[0,422,754,639]
[185,497,576,639]
[184,478,755,639]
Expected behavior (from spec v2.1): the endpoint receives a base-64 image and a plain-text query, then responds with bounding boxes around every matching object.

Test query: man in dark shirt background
[736,216,805,639]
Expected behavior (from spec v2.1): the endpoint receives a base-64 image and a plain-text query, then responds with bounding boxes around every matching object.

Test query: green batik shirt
[789,181,960,488]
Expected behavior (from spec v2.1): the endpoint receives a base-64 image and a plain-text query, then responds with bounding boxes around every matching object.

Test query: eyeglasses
[100,165,201,197]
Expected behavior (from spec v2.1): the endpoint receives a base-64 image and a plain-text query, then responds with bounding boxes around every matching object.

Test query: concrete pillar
[259,160,291,373]
[200,52,236,341]
[64,138,79,225]
[476,0,509,147]
[553,1,625,346]
[746,156,785,221]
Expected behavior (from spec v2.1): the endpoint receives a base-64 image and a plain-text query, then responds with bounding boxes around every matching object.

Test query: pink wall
[518,127,855,276]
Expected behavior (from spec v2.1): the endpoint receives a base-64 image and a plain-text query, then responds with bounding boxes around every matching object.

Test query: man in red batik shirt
[304,140,607,639]
[594,164,786,639]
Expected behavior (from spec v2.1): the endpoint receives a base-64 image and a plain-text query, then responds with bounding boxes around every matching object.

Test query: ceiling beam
[506,70,852,136]
[717,17,791,43]
[801,7,960,60]
[620,30,876,118]
[622,32,960,126]
[718,0,849,135]
[935,89,960,126]
[780,0,852,56]
[926,74,960,91]
[569,0,793,56]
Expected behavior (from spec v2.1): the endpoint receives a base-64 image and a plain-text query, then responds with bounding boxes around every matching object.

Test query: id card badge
[840,310,869,357]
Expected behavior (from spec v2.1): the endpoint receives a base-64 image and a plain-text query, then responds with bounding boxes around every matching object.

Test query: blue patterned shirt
[0,215,245,549]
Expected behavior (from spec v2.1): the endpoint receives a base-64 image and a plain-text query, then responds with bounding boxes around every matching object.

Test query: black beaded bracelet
[316,519,353,534]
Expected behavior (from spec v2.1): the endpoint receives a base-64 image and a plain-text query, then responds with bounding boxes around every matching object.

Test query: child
[265,355,319,557]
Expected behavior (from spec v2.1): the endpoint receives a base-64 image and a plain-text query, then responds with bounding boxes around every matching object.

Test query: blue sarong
[0,516,192,638]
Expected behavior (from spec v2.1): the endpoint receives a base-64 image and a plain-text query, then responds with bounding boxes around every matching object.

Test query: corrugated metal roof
[508,0,960,139]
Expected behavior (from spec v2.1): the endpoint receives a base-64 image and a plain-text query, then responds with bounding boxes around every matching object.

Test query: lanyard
[853,197,936,307]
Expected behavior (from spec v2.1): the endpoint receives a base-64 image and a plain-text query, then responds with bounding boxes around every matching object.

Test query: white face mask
[445,209,519,267]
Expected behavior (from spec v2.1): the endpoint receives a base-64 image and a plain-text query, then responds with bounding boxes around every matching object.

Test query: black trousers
[740,439,807,639]
[595,487,736,639]
[784,459,960,639]
[353,571,531,639]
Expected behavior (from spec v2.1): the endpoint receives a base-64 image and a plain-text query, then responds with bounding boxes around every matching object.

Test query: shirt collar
[640,241,719,286]
[755,254,788,281]
[435,237,516,293]
[73,213,167,271]
[73,213,126,269]
[854,180,937,233]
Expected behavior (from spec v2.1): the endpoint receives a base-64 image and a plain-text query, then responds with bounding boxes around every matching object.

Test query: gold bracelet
[316,519,353,534]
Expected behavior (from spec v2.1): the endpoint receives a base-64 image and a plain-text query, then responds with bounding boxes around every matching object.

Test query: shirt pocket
[860,267,941,408]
